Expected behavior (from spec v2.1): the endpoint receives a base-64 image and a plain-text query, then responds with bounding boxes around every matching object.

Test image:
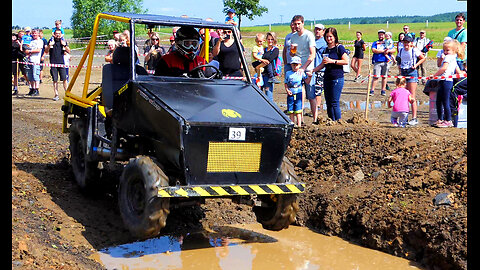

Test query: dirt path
[12,56,466,269]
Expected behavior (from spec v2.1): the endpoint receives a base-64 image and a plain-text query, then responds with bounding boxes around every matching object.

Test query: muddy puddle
[92,224,423,269]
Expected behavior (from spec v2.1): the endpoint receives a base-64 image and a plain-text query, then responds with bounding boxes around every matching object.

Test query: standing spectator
[312,27,348,121]
[225,8,239,28]
[282,21,296,74]
[24,29,43,96]
[51,20,65,37]
[212,28,244,77]
[144,32,166,71]
[289,15,315,121]
[403,25,415,40]
[46,29,71,101]
[447,13,467,70]
[310,23,327,123]
[16,30,29,86]
[397,35,425,125]
[22,27,33,45]
[39,29,48,84]
[12,33,22,95]
[431,39,463,128]
[397,32,405,53]
[105,40,117,63]
[260,32,280,101]
[414,30,430,84]
[370,29,395,96]
[284,56,312,128]
[63,50,71,82]
[388,77,414,127]
[351,31,366,82]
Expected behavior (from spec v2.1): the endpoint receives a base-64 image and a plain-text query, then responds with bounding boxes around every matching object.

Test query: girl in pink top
[388,78,414,127]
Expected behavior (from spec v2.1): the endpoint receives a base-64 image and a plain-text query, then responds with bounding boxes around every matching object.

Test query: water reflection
[94,224,423,270]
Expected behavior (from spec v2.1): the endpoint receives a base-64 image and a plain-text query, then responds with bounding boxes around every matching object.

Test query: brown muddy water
[92,224,423,269]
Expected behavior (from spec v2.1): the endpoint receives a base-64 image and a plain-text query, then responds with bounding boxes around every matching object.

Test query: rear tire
[118,156,170,239]
[69,119,100,192]
[253,157,300,231]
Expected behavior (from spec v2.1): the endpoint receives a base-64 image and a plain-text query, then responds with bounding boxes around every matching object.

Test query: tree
[223,0,268,29]
[71,0,145,38]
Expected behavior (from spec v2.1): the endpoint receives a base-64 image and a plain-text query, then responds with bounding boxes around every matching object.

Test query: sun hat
[291,56,302,64]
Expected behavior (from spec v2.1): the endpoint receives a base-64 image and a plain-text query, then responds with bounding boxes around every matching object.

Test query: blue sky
[12,0,466,28]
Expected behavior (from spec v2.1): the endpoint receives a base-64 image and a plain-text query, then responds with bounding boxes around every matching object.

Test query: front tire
[253,157,300,231]
[118,156,170,239]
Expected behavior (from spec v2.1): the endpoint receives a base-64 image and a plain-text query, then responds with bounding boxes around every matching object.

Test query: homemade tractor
[62,12,304,239]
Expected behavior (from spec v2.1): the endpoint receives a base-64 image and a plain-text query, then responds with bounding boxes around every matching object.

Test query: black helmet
[175,26,200,60]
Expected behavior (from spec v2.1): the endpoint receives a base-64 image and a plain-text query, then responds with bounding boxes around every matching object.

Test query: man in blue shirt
[370,29,395,96]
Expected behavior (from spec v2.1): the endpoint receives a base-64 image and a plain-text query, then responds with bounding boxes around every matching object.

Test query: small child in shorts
[388,77,414,127]
[251,33,265,85]
[284,56,312,127]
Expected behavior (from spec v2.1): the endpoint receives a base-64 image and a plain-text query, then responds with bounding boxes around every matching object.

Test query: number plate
[228,127,246,141]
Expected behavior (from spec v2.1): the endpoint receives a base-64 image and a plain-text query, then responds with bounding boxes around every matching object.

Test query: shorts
[400,68,418,83]
[50,66,67,82]
[287,92,303,114]
[373,62,389,77]
[26,63,41,82]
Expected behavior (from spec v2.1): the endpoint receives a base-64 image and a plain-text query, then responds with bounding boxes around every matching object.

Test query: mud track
[12,56,466,269]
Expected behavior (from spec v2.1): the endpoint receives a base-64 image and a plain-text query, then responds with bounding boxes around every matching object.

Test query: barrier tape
[14,60,465,81]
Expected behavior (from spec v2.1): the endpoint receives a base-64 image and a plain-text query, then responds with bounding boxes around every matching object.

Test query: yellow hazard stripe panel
[157,183,306,198]
[207,142,262,173]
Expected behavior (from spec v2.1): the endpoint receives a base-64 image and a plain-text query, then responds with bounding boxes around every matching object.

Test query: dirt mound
[286,122,467,269]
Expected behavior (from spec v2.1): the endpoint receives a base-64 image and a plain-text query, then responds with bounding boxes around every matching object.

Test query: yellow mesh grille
[207,142,262,172]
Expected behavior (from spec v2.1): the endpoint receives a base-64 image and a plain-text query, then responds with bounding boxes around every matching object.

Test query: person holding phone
[212,28,244,77]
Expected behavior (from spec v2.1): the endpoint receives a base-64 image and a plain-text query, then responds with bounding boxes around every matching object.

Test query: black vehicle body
[63,12,303,238]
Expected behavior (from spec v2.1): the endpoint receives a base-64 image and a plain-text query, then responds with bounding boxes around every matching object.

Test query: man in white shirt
[24,29,44,96]
[288,15,316,124]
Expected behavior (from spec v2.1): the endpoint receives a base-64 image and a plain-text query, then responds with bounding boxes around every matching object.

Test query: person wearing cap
[370,29,395,96]
[397,35,425,126]
[22,27,33,45]
[225,8,239,28]
[309,23,327,123]
[284,56,312,127]
[414,30,430,84]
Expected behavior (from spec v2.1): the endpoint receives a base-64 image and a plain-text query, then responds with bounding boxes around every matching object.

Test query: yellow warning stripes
[157,183,306,198]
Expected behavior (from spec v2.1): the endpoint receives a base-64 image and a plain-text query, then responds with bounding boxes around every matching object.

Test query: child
[388,77,414,127]
[431,39,463,128]
[385,32,396,65]
[251,33,265,86]
[284,56,312,127]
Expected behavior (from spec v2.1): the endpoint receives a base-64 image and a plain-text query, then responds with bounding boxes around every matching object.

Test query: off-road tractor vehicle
[62,12,304,239]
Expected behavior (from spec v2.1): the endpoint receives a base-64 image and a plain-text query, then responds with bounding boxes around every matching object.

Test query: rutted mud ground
[12,55,467,269]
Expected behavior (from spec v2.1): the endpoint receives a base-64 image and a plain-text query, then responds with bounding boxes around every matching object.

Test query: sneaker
[32,89,39,96]
[437,120,453,128]
[26,88,34,96]
[52,95,59,101]
[381,90,386,96]
[12,88,18,95]
[268,77,281,84]
[408,118,419,126]
[369,90,374,96]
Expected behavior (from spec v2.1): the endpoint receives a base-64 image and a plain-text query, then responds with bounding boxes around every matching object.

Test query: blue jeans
[323,77,344,121]
[262,75,274,102]
[436,80,453,121]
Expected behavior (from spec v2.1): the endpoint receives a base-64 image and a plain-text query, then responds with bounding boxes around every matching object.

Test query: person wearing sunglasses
[212,28,244,77]
[144,32,166,71]
[154,26,205,77]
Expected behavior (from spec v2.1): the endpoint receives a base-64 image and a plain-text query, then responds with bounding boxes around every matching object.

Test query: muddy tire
[253,157,300,231]
[69,119,100,192]
[118,156,170,239]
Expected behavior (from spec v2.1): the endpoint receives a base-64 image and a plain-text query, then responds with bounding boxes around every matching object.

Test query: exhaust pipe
[93,146,129,160]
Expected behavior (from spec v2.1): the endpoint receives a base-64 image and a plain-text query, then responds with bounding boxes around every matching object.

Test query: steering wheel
[187,64,222,79]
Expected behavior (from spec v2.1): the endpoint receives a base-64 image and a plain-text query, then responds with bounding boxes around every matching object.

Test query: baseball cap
[227,8,235,14]
[314,24,325,30]
[403,36,414,42]
[291,56,302,64]
[25,26,31,32]
[377,29,386,34]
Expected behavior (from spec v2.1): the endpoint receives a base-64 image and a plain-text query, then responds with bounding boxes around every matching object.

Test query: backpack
[273,47,283,76]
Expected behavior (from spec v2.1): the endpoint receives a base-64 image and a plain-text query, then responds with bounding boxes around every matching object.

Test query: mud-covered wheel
[69,119,100,192]
[118,156,170,239]
[253,156,300,231]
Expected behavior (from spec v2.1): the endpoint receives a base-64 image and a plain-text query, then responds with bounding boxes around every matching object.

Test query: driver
[154,26,206,77]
